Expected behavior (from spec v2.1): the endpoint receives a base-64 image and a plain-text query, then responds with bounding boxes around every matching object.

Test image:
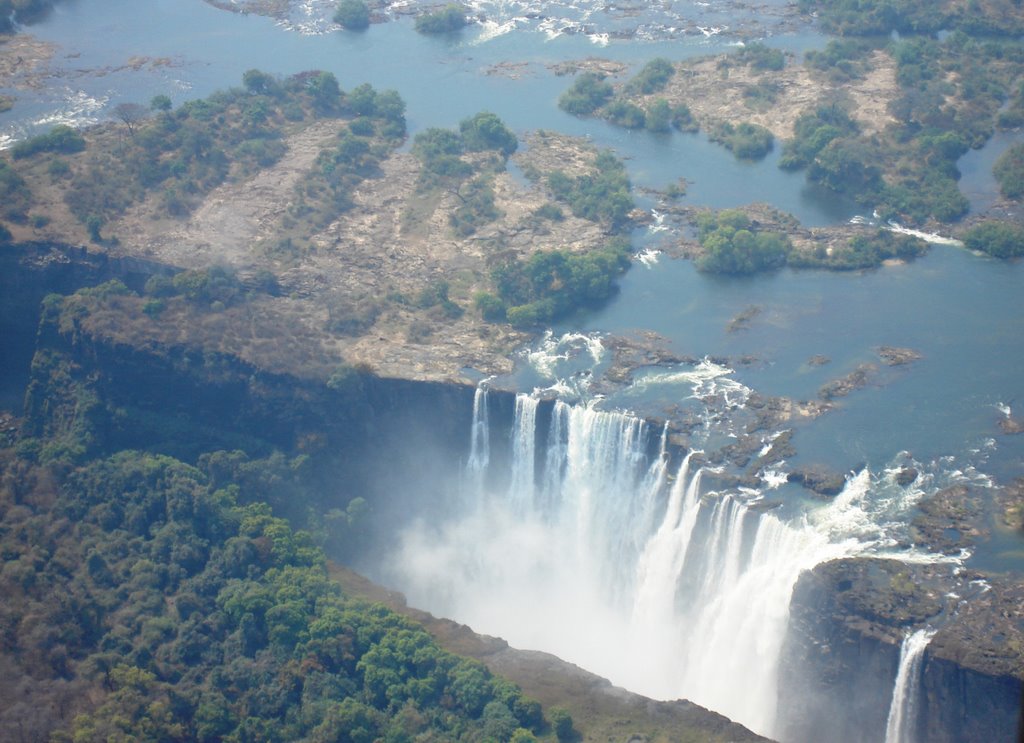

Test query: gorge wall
[3,242,1022,742]
[778,557,1023,743]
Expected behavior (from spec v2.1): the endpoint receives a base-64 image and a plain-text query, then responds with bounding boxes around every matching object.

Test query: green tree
[309,71,342,114]
[414,4,468,34]
[645,99,672,133]
[558,73,613,116]
[459,111,518,156]
[150,94,172,112]
[625,57,675,94]
[994,142,1024,200]
[549,706,575,741]
[962,221,1024,258]
[334,0,370,30]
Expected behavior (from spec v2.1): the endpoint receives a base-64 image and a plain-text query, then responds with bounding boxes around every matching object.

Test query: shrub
[474,292,507,322]
[549,707,575,742]
[645,99,672,133]
[625,58,675,94]
[671,103,698,132]
[414,4,468,34]
[334,0,370,30]
[603,100,646,129]
[558,73,613,116]
[994,143,1024,200]
[460,111,517,156]
[546,150,634,228]
[709,121,774,160]
[962,221,1024,258]
[695,209,791,274]
[733,42,785,71]
[10,124,86,159]
[533,203,564,222]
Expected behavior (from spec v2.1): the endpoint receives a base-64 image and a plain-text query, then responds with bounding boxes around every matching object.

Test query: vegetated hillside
[0,449,553,742]
[0,284,550,742]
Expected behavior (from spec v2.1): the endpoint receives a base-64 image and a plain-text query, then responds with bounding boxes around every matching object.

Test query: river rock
[910,484,984,554]
[818,363,875,400]
[877,345,922,366]
[895,467,919,486]
[787,465,846,497]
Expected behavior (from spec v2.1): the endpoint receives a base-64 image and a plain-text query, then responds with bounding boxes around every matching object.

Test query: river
[1,1,1022,738]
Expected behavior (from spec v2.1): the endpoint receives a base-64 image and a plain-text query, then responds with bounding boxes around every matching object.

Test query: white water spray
[884,628,936,743]
[390,390,944,739]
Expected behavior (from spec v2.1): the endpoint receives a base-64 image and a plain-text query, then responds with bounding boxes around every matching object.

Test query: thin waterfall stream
[884,628,937,743]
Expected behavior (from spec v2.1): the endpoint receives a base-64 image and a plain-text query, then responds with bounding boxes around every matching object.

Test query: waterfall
[507,394,539,512]
[465,385,490,494]
[391,391,883,739]
[884,628,936,743]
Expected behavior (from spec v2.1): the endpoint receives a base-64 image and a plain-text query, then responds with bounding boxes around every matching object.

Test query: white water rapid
[390,391,942,739]
[884,628,937,743]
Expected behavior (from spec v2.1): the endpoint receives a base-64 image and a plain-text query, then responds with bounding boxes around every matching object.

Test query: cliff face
[3,243,775,743]
[778,558,1023,743]
[8,245,1024,743]
[0,242,169,407]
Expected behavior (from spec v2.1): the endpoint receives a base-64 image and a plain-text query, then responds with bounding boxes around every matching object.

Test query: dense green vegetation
[624,58,676,95]
[414,4,469,34]
[780,106,860,170]
[695,210,791,274]
[788,229,928,270]
[558,73,614,116]
[994,143,1024,200]
[708,121,774,160]
[962,221,1024,258]
[0,286,567,740]
[477,238,631,327]
[9,124,86,160]
[777,27,1024,225]
[804,39,874,83]
[410,112,517,236]
[602,100,647,129]
[798,0,1024,37]
[559,62,687,135]
[545,150,634,229]
[722,42,786,72]
[0,442,548,741]
[334,0,370,30]
[0,159,31,222]
[1,72,405,244]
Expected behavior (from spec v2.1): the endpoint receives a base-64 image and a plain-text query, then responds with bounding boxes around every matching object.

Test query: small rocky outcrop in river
[787,464,847,496]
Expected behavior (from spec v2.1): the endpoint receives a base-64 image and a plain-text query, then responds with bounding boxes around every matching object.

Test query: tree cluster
[545,150,635,229]
[334,0,370,30]
[476,238,631,327]
[798,0,1024,37]
[994,142,1024,201]
[707,121,774,161]
[962,221,1024,258]
[2,72,406,244]
[1,319,561,741]
[414,4,469,34]
[694,210,791,274]
[559,64,690,137]
[410,112,517,236]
